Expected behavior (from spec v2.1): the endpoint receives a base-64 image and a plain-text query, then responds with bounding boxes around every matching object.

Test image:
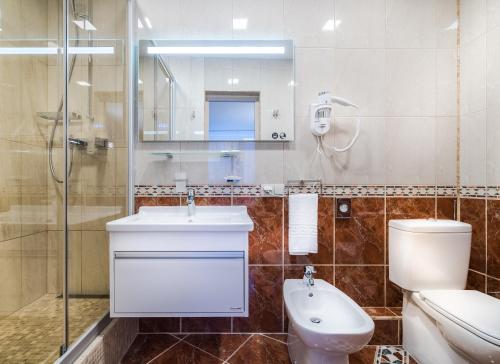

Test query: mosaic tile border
[135,185,459,197]
[458,186,500,199]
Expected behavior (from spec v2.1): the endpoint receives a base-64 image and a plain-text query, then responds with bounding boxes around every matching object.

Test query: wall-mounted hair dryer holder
[310,103,334,136]
[310,91,361,153]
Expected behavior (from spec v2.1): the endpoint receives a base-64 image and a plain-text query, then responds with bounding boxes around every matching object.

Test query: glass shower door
[64,0,128,350]
[0,0,128,360]
[0,0,65,361]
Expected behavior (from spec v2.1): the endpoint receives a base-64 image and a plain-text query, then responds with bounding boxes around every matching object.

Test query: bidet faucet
[304,265,316,287]
[187,189,196,216]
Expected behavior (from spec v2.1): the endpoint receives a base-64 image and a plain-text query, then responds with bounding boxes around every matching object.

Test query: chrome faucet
[187,189,196,217]
[304,265,316,287]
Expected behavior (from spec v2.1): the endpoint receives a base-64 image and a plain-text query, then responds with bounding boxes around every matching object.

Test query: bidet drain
[310,317,321,324]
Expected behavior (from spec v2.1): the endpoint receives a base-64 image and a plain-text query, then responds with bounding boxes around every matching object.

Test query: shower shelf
[150,150,240,159]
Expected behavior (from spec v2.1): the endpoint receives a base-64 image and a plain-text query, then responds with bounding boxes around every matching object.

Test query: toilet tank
[389,219,472,291]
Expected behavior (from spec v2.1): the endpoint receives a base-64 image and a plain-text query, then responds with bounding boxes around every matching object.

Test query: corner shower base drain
[374,346,409,364]
[310,317,322,324]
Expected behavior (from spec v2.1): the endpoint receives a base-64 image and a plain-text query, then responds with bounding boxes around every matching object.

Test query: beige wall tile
[0,140,22,242]
[21,232,48,306]
[81,231,109,295]
[0,239,22,317]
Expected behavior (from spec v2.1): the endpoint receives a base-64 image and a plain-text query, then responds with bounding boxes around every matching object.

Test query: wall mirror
[138,40,294,141]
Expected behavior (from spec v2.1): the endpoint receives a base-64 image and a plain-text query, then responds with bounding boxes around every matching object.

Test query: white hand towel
[288,194,318,255]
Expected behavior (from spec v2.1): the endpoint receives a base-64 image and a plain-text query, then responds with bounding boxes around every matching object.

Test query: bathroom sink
[106,205,253,317]
[106,206,254,232]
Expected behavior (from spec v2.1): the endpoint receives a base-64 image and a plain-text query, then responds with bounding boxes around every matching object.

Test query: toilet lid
[420,290,500,346]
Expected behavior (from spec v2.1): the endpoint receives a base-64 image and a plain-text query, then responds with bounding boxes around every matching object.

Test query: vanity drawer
[113,251,245,315]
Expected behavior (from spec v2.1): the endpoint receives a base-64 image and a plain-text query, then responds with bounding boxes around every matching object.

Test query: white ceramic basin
[106,206,254,232]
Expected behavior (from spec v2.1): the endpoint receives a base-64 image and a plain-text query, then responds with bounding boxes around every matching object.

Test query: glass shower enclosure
[0,0,128,361]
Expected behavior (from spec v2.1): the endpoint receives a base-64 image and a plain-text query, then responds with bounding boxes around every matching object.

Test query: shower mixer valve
[68,137,88,148]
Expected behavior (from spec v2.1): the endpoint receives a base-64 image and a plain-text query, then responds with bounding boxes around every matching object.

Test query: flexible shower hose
[48,0,79,184]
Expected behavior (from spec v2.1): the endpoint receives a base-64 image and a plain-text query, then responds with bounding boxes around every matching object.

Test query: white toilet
[284,279,374,364]
[389,219,500,364]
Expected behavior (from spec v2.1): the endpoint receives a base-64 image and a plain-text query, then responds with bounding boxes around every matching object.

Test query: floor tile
[150,341,222,364]
[350,346,378,364]
[227,334,291,364]
[121,334,180,364]
[261,333,288,344]
[0,294,108,363]
[184,334,250,361]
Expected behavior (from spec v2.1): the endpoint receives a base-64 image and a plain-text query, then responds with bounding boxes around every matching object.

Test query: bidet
[284,279,374,364]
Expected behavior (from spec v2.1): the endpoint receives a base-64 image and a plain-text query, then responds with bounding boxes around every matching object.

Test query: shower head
[37,111,82,121]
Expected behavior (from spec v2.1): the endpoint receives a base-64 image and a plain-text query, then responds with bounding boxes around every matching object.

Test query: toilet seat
[418,290,500,347]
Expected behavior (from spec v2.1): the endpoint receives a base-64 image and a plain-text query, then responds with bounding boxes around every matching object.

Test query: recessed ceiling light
[322,19,341,32]
[233,18,248,30]
[77,80,92,87]
[227,78,239,85]
[446,20,458,31]
[322,19,335,31]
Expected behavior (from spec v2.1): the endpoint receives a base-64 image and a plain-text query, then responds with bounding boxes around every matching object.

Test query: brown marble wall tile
[386,197,436,221]
[363,307,397,319]
[156,196,181,206]
[335,198,385,264]
[460,198,486,273]
[284,265,333,285]
[181,318,231,333]
[466,270,486,292]
[487,277,500,300]
[194,197,231,206]
[385,267,403,307]
[233,197,283,264]
[134,197,157,213]
[437,198,456,219]
[233,266,283,333]
[284,197,333,265]
[487,199,500,278]
[139,318,180,333]
[335,266,385,307]
[369,319,400,345]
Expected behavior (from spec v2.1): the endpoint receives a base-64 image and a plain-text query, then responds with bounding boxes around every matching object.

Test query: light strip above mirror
[147,46,285,55]
[142,40,293,59]
[0,46,115,55]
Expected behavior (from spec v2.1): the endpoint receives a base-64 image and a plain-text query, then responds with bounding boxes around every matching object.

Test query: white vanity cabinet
[106,206,253,317]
